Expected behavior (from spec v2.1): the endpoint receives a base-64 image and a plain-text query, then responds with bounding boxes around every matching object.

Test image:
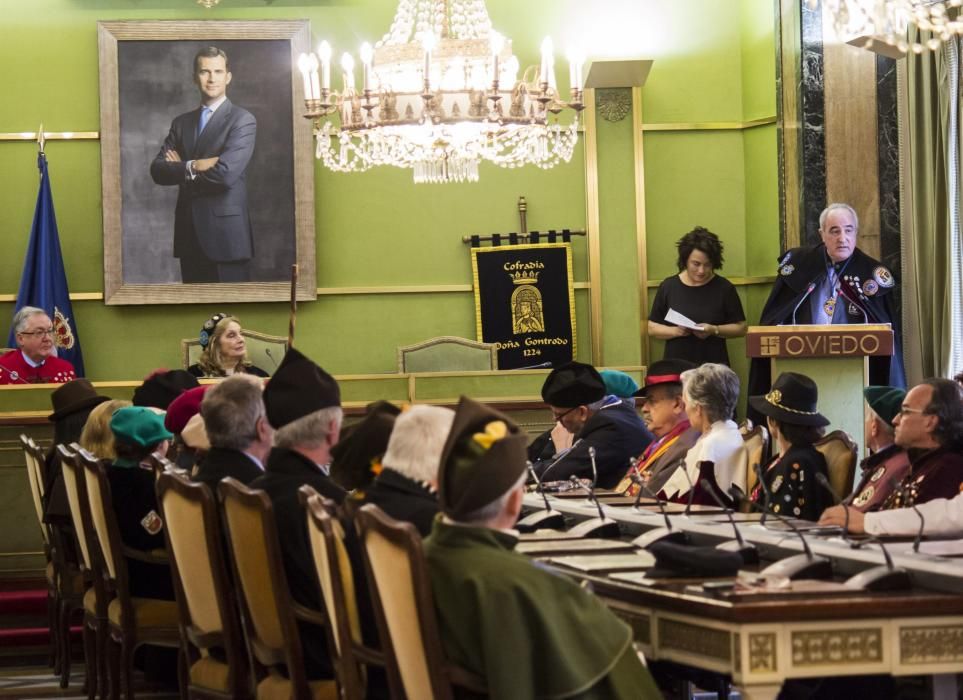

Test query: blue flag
[8,153,86,376]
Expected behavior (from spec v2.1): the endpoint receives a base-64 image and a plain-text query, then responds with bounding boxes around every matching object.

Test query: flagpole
[288,264,298,349]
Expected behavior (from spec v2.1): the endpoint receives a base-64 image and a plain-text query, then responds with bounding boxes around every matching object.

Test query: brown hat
[263,347,340,430]
[48,379,110,422]
[437,396,529,520]
[541,361,606,408]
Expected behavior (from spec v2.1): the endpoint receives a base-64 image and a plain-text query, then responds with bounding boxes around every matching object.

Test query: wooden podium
[747,324,894,457]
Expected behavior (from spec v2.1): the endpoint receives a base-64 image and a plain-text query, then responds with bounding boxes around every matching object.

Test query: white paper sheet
[664,307,704,331]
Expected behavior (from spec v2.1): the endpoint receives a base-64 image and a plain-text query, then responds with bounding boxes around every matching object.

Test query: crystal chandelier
[297,0,584,183]
[815,0,963,53]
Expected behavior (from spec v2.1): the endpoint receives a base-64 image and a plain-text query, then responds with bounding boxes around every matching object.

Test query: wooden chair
[740,424,770,513]
[156,471,252,699]
[217,478,336,700]
[82,454,182,700]
[21,434,60,672]
[814,430,859,502]
[300,487,389,699]
[61,445,111,700]
[397,336,498,373]
[181,329,287,375]
[355,504,486,700]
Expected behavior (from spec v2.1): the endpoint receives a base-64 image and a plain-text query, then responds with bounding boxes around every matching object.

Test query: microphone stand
[815,473,910,591]
[731,489,834,581]
[516,462,566,532]
[701,478,759,565]
[536,438,583,483]
[630,477,689,549]
[566,448,621,539]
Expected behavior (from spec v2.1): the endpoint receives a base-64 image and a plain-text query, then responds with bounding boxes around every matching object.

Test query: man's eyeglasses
[551,406,578,422]
[18,329,55,338]
[897,406,929,417]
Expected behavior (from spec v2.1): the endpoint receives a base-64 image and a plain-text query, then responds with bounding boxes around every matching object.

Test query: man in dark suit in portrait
[150,46,256,283]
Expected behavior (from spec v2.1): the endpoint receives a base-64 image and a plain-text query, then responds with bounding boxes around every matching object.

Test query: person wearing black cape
[748,203,906,427]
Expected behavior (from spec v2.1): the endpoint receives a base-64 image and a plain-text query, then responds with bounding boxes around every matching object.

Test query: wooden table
[523,494,963,699]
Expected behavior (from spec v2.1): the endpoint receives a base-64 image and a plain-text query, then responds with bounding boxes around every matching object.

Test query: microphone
[817,474,910,590]
[912,502,926,554]
[516,462,566,532]
[566,449,620,538]
[700,478,759,564]
[0,367,31,384]
[730,487,833,580]
[537,438,583,483]
[679,458,697,516]
[511,361,553,370]
[790,281,817,325]
[815,471,851,534]
[752,462,773,526]
[264,347,279,369]
[630,479,689,549]
[838,280,870,323]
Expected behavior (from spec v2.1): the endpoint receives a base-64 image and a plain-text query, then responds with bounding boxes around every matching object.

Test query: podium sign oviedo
[746,324,894,359]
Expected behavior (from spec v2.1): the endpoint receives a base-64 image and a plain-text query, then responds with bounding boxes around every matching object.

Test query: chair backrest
[21,435,48,546]
[814,430,859,501]
[59,444,93,572]
[741,424,770,511]
[81,453,128,599]
[182,329,288,373]
[157,470,248,695]
[397,336,498,373]
[218,478,309,696]
[356,504,454,700]
[302,487,369,698]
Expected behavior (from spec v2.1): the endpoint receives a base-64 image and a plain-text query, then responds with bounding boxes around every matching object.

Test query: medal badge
[780,264,795,276]
[873,266,895,288]
[870,466,886,482]
[140,510,163,535]
[823,296,836,317]
[771,475,784,492]
[863,279,879,296]
[853,486,874,506]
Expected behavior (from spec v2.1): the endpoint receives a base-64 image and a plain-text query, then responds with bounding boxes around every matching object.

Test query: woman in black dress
[648,227,747,366]
[748,372,833,521]
[188,312,269,378]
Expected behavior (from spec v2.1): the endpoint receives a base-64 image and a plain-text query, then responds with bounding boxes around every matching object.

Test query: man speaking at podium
[749,203,905,423]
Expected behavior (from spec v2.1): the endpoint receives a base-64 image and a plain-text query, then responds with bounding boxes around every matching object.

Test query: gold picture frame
[98,20,317,304]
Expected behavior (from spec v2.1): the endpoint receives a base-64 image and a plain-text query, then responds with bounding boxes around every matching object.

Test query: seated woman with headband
[188,313,269,378]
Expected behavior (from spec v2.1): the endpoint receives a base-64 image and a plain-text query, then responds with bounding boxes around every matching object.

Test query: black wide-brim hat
[541,361,606,408]
[132,369,200,410]
[48,378,110,422]
[633,359,697,398]
[748,372,829,427]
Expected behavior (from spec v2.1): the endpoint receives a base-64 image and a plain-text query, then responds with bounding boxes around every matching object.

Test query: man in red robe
[0,306,75,384]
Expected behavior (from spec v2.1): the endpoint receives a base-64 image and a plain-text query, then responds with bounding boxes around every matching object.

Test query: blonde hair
[79,399,132,460]
[197,316,252,376]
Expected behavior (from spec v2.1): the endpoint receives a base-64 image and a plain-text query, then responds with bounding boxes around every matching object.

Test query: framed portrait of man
[98,20,317,304]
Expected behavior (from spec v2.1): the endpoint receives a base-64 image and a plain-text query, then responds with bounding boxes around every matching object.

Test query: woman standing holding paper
[647,227,747,366]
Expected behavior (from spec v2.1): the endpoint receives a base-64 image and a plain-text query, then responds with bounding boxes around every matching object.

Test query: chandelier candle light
[297,0,585,183]
[816,0,963,53]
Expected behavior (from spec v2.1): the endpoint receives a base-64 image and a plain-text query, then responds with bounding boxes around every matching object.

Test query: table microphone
[700,478,759,565]
[752,462,773,526]
[886,477,927,554]
[815,473,911,590]
[567,448,620,539]
[630,476,688,549]
[729,487,833,580]
[537,438,584,483]
[790,281,817,325]
[264,347,279,369]
[516,462,566,532]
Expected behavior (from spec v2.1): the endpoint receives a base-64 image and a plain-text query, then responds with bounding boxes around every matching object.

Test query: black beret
[541,361,606,408]
[263,348,340,429]
[437,396,529,520]
[645,541,743,579]
[132,370,200,410]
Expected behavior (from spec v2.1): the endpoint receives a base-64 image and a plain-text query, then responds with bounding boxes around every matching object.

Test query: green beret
[599,370,639,399]
[864,385,906,426]
[541,361,606,408]
[437,396,529,520]
[110,406,174,448]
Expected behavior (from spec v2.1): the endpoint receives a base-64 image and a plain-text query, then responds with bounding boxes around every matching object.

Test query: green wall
[0,0,778,392]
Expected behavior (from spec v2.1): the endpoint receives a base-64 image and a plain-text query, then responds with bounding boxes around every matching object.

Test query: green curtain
[905,28,955,378]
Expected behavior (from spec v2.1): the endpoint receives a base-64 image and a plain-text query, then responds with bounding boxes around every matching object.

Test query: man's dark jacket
[191,446,262,490]
[250,447,345,680]
[529,398,654,489]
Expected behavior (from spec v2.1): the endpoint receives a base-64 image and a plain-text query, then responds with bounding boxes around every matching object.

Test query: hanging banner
[471,243,576,369]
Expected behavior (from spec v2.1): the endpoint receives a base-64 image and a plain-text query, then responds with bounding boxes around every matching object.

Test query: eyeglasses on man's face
[896,406,929,417]
[18,328,55,338]
[551,406,578,422]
